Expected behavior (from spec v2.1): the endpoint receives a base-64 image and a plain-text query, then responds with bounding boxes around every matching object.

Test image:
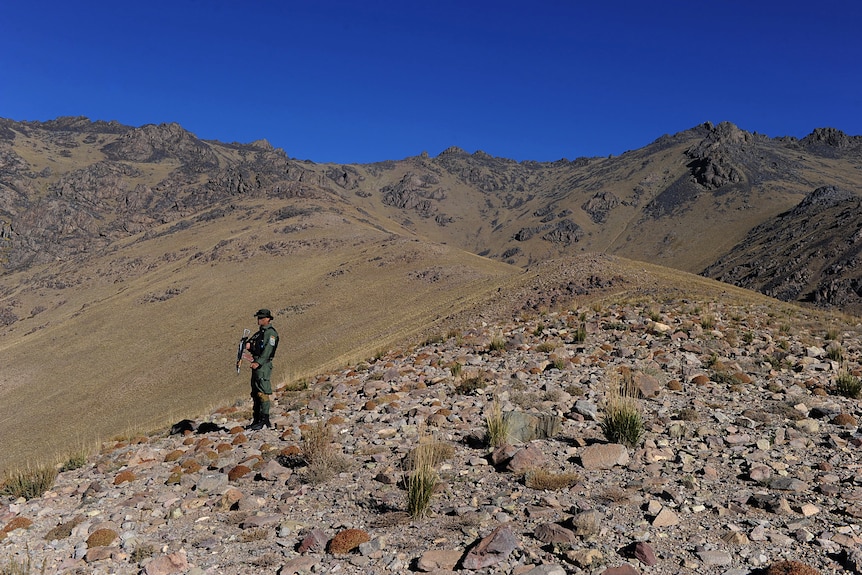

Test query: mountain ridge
[1,116,861,474]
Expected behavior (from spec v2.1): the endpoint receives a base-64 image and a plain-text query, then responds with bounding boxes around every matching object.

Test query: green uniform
[249,322,278,420]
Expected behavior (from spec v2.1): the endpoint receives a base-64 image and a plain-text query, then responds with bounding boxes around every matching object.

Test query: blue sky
[2,1,860,164]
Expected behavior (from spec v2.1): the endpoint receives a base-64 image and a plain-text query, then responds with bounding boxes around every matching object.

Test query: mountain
[0,116,860,473]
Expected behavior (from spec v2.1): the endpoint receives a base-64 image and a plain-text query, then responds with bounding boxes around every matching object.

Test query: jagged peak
[437,146,469,158]
[801,127,853,147]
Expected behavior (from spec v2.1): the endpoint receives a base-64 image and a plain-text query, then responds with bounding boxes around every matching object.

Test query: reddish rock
[507,444,548,473]
[633,541,657,566]
[602,564,640,575]
[143,551,190,575]
[298,528,329,553]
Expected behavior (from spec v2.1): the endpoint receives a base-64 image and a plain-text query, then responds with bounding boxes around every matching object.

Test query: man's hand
[250,362,260,369]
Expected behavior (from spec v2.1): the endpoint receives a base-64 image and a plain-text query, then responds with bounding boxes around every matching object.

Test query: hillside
[2,258,861,574]
[1,116,862,476]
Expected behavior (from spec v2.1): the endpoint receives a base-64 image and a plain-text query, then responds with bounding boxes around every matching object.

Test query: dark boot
[245,415,261,431]
[262,415,272,429]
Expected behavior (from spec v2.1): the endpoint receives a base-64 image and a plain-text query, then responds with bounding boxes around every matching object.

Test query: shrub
[86,528,118,547]
[835,370,862,399]
[1,465,57,501]
[600,373,644,448]
[328,528,370,554]
[535,342,555,353]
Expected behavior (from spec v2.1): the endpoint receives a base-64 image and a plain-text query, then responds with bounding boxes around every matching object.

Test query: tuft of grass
[130,543,155,563]
[835,370,862,399]
[488,337,507,352]
[535,342,555,353]
[300,420,349,485]
[281,378,309,392]
[600,373,644,448]
[240,527,271,542]
[0,553,46,575]
[700,314,716,330]
[403,441,455,472]
[405,444,438,519]
[59,448,89,473]
[484,396,510,448]
[454,372,488,395]
[571,323,587,344]
[1,465,58,501]
[524,468,580,490]
[826,343,845,362]
[449,362,462,380]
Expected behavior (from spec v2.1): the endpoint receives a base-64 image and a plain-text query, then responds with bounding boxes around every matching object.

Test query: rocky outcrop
[704,186,862,314]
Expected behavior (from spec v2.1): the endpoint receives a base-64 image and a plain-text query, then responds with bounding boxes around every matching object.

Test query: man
[245,308,279,430]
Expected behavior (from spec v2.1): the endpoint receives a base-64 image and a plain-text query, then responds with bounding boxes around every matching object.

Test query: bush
[1,465,57,501]
[600,373,644,448]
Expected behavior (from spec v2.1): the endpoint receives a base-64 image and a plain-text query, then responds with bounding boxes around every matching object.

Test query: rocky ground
[2,294,862,575]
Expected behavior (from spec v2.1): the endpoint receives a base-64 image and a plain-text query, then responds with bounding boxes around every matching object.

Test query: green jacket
[251,324,279,364]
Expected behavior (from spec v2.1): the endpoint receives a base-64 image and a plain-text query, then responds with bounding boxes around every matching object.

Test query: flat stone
[580,443,629,470]
[651,507,679,527]
[697,550,732,566]
[415,549,462,572]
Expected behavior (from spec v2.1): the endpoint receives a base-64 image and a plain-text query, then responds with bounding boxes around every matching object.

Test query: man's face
[258,316,270,326]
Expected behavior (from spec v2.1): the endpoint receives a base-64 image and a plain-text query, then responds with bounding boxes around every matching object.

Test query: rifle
[236,328,251,373]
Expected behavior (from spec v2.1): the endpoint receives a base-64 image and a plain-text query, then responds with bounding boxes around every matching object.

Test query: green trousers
[250,361,272,418]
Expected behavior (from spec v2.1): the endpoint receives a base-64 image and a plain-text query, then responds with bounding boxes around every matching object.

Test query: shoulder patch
[269,335,276,346]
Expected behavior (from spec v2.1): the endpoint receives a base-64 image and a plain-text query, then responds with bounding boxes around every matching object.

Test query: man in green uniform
[246,308,279,430]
